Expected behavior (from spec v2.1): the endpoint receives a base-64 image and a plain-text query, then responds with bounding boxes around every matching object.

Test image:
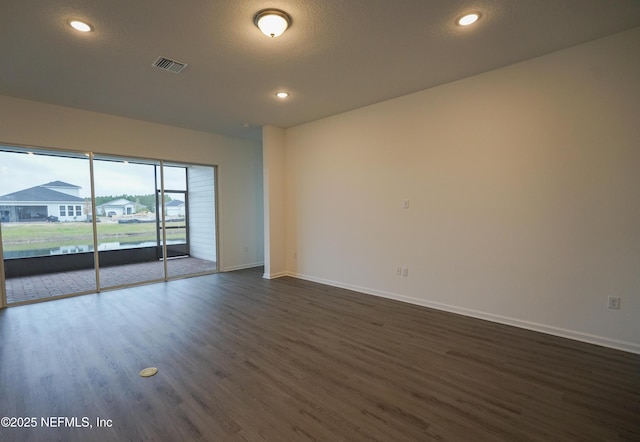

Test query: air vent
[152,57,187,74]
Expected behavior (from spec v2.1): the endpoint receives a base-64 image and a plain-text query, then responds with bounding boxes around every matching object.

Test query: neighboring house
[165,199,185,217]
[0,181,88,222]
[96,198,144,216]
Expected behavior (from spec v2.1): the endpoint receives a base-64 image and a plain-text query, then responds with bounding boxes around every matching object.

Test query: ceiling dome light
[456,13,481,26]
[69,20,93,32]
[254,9,291,38]
[275,91,289,99]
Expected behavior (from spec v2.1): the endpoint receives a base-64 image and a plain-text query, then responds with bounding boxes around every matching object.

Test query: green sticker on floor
[140,367,158,377]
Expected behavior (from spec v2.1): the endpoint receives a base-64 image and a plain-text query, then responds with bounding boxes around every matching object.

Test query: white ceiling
[1,1,639,140]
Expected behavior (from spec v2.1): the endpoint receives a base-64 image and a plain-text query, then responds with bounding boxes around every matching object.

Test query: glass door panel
[0,147,96,303]
[93,156,165,289]
[163,164,217,278]
[165,165,218,277]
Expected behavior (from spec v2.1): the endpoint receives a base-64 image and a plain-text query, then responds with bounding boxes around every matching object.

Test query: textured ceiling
[1,1,639,140]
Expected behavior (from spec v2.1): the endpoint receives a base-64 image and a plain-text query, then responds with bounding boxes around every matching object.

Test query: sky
[0,149,187,198]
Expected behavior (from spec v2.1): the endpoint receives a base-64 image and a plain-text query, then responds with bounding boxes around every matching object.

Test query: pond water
[4,239,185,259]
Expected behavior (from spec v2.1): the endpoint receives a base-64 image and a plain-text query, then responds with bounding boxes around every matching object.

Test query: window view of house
[0,146,217,304]
[0,181,86,223]
[0,180,92,257]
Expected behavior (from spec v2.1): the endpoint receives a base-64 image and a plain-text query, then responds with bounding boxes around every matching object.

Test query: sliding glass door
[0,145,218,306]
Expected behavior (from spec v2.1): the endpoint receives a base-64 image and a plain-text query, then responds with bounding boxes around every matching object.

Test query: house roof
[166,200,184,207]
[97,198,137,207]
[0,185,85,203]
[42,181,81,189]
[1,2,639,140]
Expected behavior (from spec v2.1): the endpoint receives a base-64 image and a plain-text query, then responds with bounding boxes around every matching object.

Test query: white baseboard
[222,262,264,272]
[263,271,287,280]
[288,272,640,355]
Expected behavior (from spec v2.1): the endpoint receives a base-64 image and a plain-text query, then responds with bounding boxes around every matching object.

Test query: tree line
[92,194,174,213]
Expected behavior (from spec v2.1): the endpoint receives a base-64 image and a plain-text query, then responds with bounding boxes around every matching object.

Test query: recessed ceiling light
[276,91,289,99]
[456,13,481,26]
[69,20,93,32]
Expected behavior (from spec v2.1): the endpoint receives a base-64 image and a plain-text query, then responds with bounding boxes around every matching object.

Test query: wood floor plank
[1,267,639,441]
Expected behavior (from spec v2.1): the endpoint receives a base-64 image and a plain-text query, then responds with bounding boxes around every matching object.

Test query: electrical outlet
[396,266,402,276]
[402,199,410,209]
[607,296,621,310]
[401,267,408,277]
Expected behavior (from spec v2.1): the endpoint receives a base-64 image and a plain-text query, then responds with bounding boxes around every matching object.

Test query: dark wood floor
[1,268,638,441]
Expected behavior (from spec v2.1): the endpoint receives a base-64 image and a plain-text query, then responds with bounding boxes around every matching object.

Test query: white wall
[284,28,640,353]
[0,95,263,272]
[263,125,287,278]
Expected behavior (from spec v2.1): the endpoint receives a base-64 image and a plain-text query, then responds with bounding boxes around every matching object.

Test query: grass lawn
[1,221,185,252]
